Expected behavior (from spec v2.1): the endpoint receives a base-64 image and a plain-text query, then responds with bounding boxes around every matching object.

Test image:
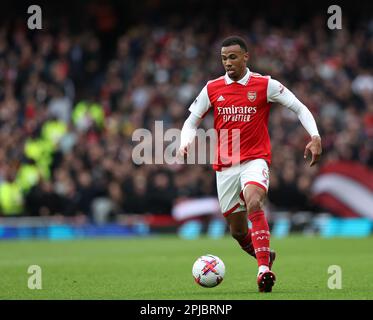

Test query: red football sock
[248,210,270,267]
[237,228,256,257]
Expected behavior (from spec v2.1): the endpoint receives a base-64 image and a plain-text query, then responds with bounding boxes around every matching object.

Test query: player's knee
[246,197,263,214]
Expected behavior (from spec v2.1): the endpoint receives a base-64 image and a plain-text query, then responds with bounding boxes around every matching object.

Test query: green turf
[0,235,372,299]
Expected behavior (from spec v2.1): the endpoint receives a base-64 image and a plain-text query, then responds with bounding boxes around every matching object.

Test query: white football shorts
[215,158,269,217]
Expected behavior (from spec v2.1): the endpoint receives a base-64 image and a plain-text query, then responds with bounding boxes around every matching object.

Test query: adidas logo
[217,95,225,102]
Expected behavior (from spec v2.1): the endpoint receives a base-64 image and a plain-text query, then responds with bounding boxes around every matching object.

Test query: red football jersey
[189,68,319,171]
[204,71,271,171]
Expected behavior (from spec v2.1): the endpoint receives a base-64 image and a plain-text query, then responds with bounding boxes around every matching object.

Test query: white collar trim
[224,67,250,85]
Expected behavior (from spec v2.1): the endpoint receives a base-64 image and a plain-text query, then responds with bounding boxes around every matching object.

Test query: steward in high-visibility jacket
[24,138,54,180]
[0,181,24,215]
[16,160,41,192]
[72,100,104,130]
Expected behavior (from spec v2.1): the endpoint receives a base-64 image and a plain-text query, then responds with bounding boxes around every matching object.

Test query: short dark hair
[221,36,248,52]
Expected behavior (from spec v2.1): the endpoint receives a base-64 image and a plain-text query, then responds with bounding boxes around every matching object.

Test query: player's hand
[304,135,322,167]
[177,144,189,161]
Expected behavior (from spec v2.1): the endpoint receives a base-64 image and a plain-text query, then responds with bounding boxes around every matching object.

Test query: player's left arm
[267,78,322,167]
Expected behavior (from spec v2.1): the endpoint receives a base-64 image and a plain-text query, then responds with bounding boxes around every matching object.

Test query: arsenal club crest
[247,91,256,102]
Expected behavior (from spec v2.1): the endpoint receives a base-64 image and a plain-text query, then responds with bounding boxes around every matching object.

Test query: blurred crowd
[0,1,372,221]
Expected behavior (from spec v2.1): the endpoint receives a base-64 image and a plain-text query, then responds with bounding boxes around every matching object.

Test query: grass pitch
[0,235,372,300]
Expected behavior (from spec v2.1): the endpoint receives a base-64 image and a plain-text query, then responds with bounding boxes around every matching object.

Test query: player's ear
[243,51,249,63]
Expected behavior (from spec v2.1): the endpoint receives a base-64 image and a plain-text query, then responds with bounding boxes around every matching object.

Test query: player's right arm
[177,85,211,157]
[267,78,322,166]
